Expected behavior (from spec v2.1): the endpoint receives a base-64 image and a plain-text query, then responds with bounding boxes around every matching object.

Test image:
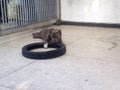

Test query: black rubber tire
[22,42,66,59]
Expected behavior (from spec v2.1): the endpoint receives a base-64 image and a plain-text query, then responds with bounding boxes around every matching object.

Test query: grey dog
[32,28,62,48]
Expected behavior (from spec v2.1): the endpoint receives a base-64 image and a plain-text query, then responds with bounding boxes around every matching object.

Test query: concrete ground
[0,25,120,90]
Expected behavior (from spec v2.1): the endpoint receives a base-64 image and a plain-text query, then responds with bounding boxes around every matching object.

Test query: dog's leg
[43,41,48,49]
[43,33,50,49]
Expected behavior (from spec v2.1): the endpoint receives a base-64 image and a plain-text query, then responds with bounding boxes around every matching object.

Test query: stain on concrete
[98,36,120,51]
[85,79,88,82]
[99,40,117,50]
[108,42,117,50]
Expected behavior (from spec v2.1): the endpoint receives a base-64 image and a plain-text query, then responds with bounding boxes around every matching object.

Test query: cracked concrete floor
[0,25,120,90]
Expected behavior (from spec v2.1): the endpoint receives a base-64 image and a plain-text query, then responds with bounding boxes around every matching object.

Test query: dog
[32,28,62,48]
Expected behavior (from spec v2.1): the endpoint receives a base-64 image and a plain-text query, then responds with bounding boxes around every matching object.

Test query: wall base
[61,21,120,28]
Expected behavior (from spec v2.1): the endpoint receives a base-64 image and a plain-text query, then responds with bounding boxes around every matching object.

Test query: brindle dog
[32,28,62,48]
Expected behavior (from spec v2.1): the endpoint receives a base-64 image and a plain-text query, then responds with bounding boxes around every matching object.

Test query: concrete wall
[61,0,120,24]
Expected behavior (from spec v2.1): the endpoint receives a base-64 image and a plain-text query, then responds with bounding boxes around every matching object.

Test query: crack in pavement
[0,85,13,90]
[0,61,35,80]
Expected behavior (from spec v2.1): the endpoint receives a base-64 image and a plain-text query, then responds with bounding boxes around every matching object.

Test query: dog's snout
[32,33,38,38]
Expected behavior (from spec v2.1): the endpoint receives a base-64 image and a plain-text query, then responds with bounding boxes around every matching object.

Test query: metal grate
[0,0,57,30]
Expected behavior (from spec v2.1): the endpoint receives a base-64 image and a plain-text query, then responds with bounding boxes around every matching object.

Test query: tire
[22,42,66,59]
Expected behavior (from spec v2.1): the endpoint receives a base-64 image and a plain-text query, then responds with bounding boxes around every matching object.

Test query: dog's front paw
[44,43,48,49]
